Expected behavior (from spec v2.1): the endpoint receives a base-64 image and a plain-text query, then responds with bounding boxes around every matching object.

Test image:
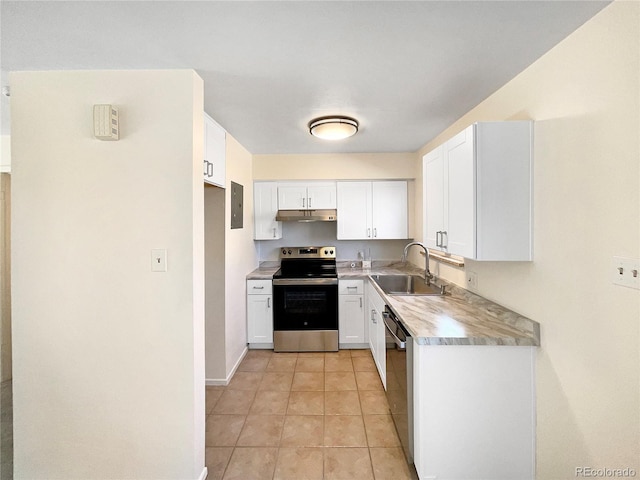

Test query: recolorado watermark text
[576,467,637,478]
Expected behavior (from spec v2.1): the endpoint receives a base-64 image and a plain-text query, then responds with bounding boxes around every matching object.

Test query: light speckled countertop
[247,261,540,347]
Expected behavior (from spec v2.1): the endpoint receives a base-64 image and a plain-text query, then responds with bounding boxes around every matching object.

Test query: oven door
[272,279,338,331]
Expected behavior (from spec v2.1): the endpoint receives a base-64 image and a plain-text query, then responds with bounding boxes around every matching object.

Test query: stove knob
[288,249,292,254]
[282,249,287,255]
[330,250,334,254]
[324,250,328,255]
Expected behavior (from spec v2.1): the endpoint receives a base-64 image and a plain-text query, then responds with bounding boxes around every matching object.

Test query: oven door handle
[382,311,406,349]
[272,278,338,286]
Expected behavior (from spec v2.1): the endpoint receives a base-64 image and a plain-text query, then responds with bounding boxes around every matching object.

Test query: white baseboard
[197,467,208,480]
[205,346,248,386]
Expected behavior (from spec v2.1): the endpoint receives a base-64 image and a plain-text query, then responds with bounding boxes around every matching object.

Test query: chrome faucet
[402,241,433,285]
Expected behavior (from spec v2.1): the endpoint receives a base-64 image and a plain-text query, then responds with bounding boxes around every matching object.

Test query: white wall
[10,70,206,479]
[416,2,639,477]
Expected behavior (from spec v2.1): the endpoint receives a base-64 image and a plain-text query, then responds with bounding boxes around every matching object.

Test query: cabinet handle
[308,197,312,208]
[359,297,363,308]
[267,298,270,308]
[373,228,377,238]
[436,231,441,247]
[302,197,306,208]
[207,162,214,177]
[347,286,358,291]
[367,228,371,238]
[442,231,448,248]
[371,309,377,323]
[203,160,208,176]
[253,286,264,290]
[273,227,276,238]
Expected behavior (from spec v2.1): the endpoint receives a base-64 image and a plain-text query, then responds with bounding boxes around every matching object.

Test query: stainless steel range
[272,246,338,352]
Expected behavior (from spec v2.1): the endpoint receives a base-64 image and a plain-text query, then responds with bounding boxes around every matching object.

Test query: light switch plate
[151,249,167,272]
[612,256,639,289]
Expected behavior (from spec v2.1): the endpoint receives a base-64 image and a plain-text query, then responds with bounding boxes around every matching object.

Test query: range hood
[276,209,337,222]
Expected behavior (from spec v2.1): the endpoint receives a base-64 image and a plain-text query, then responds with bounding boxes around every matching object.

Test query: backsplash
[255,221,412,262]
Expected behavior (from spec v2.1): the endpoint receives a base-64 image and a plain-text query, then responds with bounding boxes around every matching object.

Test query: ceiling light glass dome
[308,116,359,140]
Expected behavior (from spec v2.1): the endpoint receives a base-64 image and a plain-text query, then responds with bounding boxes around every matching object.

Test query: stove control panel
[280,246,336,259]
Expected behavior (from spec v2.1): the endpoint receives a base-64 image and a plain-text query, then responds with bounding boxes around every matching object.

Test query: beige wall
[253,152,417,180]
[0,174,10,383]
[10,70,206,479]
[415,2,639,477]
[225,136,258,375]
[204,133,258,384]
[204,185,226,381]
[0,136,10,172]
[254,152,418,262]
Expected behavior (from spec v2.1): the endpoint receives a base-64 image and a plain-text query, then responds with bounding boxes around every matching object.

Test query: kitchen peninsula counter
[339,262,540,347]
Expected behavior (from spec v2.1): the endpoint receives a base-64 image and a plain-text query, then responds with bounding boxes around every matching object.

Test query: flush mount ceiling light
[308,116,359,141]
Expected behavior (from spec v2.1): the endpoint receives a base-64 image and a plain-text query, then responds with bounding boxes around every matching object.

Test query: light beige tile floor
[205,349,418,480]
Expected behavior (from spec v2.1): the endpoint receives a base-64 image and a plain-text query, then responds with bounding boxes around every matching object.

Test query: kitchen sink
[371,274,447,296]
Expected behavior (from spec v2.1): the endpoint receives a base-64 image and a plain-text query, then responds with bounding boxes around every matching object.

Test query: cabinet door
[337,182,371,240]
[373,302,386,388]
[423,147,445,250]
[366,282,386,388]
[339,295,365,344]
[445,126,475,258]
[204,113,226,188]
[307,183,337,209]
[247,294,273,344]
[278,185,308,209]
[367,294,377,360]
[371,181,408,239]
[254,182,282,240]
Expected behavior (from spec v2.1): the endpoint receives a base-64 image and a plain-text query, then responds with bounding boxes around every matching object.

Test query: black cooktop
[273,258,337,279]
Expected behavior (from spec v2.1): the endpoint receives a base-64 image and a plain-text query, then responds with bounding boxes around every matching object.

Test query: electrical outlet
[612,256,639,289]
[466,271,478,290]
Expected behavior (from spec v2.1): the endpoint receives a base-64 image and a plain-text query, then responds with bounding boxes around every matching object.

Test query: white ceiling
[1,1,609,154]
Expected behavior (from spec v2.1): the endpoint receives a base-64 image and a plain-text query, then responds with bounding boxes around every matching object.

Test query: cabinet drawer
[247,280,273,295]
[339,279,364,295]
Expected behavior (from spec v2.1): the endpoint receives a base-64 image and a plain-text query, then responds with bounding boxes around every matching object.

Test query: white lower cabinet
[246,280,273,347]
[366,280,386,388]
[413,344,536,480]
[338,279,366,347]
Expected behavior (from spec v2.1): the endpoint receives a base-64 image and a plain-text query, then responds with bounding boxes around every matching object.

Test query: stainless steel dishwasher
[383,306,415,470]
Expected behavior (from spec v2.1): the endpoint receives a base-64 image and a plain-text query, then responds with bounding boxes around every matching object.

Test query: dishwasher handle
[382,311,406,349]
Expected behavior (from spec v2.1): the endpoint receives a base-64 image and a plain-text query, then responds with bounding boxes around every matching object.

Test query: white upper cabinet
[336,181,371,239]
[278,182,337,210]
[424,146,445,251]
[337,181,408,240]
[254,182,282,240]
[423,121,532,261]
[203,112,226,188]
[371,181,408,239]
